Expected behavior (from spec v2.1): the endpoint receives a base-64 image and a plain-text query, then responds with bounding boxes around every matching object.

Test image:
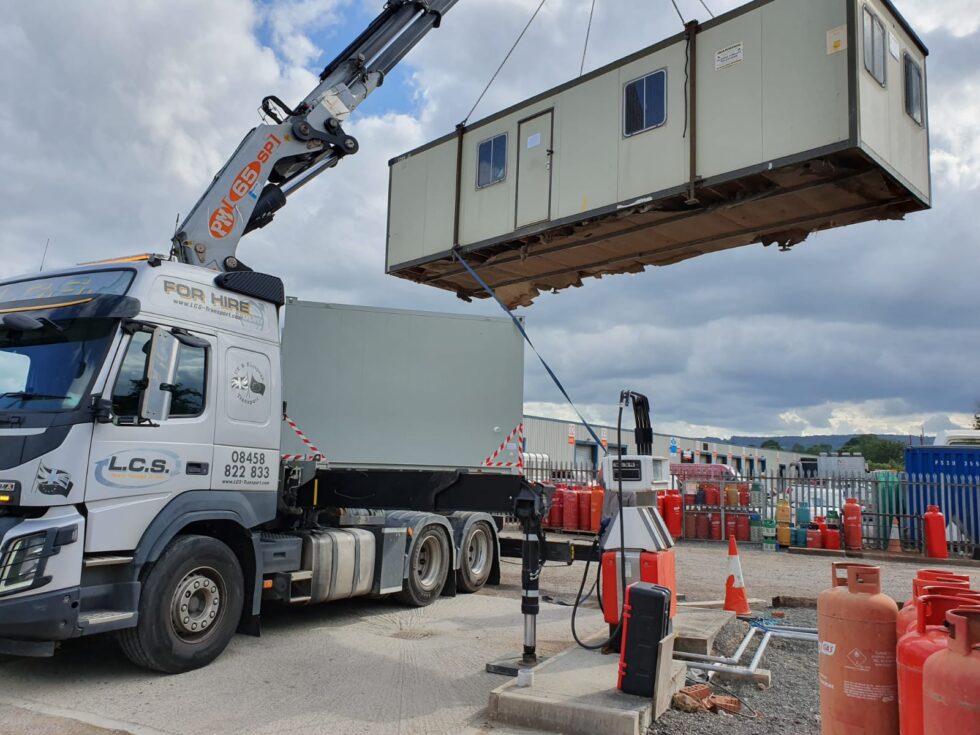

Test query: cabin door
[515,110,553,228]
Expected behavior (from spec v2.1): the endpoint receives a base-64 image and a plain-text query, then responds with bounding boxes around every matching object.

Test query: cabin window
[112,330,207,418]
[903,54,924,125]
[863,7,887,86]
[623,69,667,136]
[477,134,507,188]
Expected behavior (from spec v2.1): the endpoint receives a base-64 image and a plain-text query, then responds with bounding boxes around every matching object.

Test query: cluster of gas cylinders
[818,562,979,734]
[682,482,755,542]
[542,485,604,534]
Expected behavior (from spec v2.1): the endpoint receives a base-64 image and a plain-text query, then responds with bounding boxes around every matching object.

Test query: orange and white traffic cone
[724,535,751,615]
[887,517,902,553]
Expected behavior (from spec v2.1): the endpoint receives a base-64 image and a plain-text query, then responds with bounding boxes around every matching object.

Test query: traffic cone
[724,535,751,615]
[887,517,902,553]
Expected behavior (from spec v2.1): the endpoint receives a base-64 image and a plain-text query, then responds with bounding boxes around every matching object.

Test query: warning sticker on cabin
[714,42,743,70]
[826,26,847,55]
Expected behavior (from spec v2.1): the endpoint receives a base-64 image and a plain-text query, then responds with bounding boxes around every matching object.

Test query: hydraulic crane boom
[172,0,457,272]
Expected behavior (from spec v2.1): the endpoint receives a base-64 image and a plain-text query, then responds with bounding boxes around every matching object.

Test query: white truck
[0,0,551,674]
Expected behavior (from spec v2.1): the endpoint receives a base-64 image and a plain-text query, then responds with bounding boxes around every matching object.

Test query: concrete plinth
[672,607,735,655]
[488,641,687,735]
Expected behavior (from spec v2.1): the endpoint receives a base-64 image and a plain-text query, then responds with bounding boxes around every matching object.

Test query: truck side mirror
[139,327,179,423]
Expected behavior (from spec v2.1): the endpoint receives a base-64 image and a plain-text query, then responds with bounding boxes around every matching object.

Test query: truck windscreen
[0,319,117,412]
[0,269,135,304]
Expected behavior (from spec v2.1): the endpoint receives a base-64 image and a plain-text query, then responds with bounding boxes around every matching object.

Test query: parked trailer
[385,0,930,307]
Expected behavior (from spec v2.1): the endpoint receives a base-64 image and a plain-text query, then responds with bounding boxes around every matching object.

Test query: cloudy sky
[2,0,977,438]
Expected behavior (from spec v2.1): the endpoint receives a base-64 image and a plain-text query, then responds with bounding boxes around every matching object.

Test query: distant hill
[705,434,932,451]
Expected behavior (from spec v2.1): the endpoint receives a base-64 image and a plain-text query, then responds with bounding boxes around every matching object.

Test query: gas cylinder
[548,488,565,528]
[576,489,591,532]
[684,510,696,540]
[796,504,812,528]
[725,514,737,542]
[735,513,750,542]
[656,491,666,521]
[898,595,980,735]
[776,499,791,526]
[725,484,739,507]
[562,489,580,531]
[695,512,709,540]
[589,486,604,534]
[807,523,823,549]
[824,526,841,550]
[702,483,720,506]
[897,582,978,636]
[923,506,949,559]
[738,483,750,507]
[922,608,980,734]
[777,523,791,548]
[898,570,971,634]
[664,490,683,538]
[816,516,829,548]
[683,487,696,507]
[709,512,721,540]
[818,563,899,734]
[843,498,862,551]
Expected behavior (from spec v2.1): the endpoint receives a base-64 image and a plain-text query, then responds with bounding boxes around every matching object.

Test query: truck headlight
[0,532,48,595]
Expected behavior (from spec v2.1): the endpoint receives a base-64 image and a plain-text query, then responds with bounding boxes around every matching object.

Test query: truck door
[86,325,216,553]
[515,109,554,228]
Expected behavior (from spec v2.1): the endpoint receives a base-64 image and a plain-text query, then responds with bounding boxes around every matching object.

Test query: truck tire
[394,526,450,607]
[457,521,494,593]
[119,535,244,674]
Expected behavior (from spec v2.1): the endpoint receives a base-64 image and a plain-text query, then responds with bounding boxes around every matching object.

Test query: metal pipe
[674,627,758,665]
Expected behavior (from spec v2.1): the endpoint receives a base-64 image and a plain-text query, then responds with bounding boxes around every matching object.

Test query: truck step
[78,610,136,630]
[83,555,134,568]
[289,570,313,581]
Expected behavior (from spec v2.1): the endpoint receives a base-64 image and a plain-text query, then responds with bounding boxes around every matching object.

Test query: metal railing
[524,460,597,487]
[671,472,979,558]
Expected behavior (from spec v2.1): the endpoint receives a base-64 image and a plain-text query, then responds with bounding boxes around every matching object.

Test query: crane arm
[173,0,458,271]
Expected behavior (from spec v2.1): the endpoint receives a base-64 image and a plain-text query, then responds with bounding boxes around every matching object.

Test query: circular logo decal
[231,362,267,405]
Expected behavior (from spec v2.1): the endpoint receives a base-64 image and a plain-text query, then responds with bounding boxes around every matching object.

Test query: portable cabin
[385,0,930,307]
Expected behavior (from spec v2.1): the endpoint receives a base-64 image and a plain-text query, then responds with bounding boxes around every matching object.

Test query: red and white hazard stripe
[483,422,524,473]
[282,414,326,462]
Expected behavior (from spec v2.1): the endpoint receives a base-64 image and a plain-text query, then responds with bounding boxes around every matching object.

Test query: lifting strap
[452,250,607,455]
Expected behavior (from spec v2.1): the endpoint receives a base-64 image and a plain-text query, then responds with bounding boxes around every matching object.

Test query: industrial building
[523,414,814,478]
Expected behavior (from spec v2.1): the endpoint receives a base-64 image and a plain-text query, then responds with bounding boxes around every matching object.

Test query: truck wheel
[119,535,243,674]
[457,521,494,593]
[395,526,449,607]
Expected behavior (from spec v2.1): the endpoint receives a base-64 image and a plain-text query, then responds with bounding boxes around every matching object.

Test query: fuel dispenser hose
[571,394,630,650]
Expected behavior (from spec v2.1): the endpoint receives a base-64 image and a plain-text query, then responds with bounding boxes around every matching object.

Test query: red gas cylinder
[589,486,604,534]
[924,506,949,559]
[684,511,697,540]
[562,489,580,531]
[807,523,823,549]
[683,488,696,507]
[725,514,737,542]
[815,516,829,547]
[738,484,750,507]
[818,563,899,734]
[547,488,565,528]
[897,583,979,637]
[824,527,841,551]
[656,491,667,521]
[898,595,980,735]
[709,512,722,540]
[898,570,971,635]
[577,489,592,532]
[664,490,683,538]
[695,513,709,540]
[922,608,980,734]
[843,498,863,551]
[702,483,721,506]
[735,513,750,542]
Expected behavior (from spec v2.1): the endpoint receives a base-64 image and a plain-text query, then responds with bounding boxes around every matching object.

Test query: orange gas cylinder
[815,516,829,547]
[577,489,591,532]
[562,489,580,531]
[843,498,863,551]
[923,506,949,559]
[589,486,604,534]
[709,512,722,540]
[664,490,683,538]
[898,572,971,635]
[922,608,980,734]
[807,523,823,549]
[898,595,980,735]
[818,563,899,735]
